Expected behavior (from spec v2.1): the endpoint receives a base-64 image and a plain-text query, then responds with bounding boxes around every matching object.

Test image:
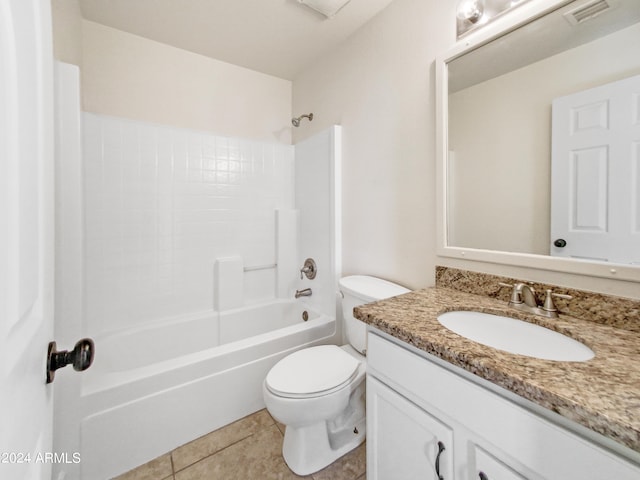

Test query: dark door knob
[47,338,95,383]
[553,238,567,248]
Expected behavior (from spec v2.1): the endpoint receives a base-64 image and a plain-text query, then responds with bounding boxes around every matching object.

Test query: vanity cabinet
[366,331,640,480]
[368,375,453,479]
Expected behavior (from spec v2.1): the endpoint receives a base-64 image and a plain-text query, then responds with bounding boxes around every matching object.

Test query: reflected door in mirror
[551,73,640,265]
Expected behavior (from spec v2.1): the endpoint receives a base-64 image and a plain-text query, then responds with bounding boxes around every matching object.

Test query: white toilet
[263,275,410,475]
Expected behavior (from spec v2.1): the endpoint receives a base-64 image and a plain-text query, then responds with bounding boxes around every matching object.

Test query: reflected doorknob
[553,238,567,248]
[46,338,95,383]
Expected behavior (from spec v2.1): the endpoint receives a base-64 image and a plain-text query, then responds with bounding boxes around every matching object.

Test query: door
[367,376,454,480]
[0,1,55,479]
[551,74,640,264]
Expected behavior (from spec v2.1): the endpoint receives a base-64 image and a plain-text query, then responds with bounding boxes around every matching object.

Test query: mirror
[438,0,640,281]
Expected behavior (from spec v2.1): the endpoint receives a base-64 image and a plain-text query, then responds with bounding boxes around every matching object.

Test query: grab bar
[243,264,277,272]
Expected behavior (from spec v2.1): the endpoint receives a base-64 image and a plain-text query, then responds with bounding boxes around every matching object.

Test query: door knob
[47,338,95,383]
[553,238,567,248]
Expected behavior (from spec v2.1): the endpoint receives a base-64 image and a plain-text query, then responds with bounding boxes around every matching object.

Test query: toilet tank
[339,275,410,354]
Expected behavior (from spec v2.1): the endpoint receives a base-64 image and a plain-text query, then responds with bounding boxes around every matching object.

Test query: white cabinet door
[367,331,640,480]
[367,375,454,480]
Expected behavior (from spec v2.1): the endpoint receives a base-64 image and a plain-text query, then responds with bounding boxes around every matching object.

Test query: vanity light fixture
[457,0,533,38]
[456,0,485,24]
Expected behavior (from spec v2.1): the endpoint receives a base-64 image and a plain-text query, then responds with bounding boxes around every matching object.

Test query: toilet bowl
[263,275,410,475]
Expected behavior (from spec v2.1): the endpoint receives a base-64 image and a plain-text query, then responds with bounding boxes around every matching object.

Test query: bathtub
[79,299,336,479]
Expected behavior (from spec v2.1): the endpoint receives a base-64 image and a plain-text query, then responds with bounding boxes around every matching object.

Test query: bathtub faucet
[295,288,312,299]
[300,258,317,280]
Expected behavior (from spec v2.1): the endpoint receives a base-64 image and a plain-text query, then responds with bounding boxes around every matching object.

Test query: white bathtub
[79,299,336,479]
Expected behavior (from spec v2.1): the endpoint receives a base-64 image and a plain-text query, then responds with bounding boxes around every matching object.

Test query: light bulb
[456,0,484,23]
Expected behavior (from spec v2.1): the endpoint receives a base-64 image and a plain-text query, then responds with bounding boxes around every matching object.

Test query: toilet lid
[266,345,361,398]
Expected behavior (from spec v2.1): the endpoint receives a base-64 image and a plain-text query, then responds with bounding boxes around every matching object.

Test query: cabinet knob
[435,441,446,480]
[479,472,489,480]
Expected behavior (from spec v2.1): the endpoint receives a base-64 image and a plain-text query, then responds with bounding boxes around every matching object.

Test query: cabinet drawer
[367,330,445,403]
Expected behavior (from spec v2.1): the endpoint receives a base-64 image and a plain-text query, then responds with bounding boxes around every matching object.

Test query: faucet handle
[300,258,317,280]
[542,289,573,313]
[498,282,522,304]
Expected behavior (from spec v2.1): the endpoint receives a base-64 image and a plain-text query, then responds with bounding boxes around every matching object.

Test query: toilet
[263,275,410,475]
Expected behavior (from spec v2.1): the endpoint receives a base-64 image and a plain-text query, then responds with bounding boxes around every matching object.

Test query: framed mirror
[436,0,640,282]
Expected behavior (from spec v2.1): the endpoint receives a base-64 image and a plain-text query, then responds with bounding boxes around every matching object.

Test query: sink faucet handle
[542,289,573,313]
[498,282,522,305]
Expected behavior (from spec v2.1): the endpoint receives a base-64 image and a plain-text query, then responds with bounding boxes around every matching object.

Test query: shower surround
[83,113,296,335]
[53,62,342,480]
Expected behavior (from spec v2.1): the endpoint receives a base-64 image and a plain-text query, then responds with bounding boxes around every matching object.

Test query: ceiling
[79,0,397,80]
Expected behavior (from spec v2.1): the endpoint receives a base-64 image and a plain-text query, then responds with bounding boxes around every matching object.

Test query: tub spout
[295,288,312,299]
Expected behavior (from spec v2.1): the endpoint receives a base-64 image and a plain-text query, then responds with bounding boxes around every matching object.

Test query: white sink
[437,311,594,362]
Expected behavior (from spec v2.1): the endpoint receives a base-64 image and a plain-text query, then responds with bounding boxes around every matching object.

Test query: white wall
[293,0,640,298]
[293,0,457,289]
[82,113,294,335]
[51,0,82,66]
[50,4,293,145]
[81,20,293,144]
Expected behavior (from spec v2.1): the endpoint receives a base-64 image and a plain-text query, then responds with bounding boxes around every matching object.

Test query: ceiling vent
[297,0,352,18]
[563,0,612,26]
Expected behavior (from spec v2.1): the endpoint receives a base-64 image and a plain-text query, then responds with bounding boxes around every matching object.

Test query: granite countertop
[354,287,640,455]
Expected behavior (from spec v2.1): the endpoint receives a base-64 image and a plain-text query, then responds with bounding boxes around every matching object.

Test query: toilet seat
[265,345,361,399]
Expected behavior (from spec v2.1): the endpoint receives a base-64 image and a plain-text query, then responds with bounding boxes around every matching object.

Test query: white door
[551,74,640,264]
[367,376,453,480]
[0,1,55,479]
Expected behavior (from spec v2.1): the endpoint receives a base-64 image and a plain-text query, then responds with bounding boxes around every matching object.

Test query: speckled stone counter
[354,286,640,455]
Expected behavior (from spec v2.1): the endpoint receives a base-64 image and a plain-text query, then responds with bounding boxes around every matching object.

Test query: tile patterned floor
[112,409,366,480]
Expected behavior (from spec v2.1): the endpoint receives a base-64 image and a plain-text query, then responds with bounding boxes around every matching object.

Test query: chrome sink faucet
[499,282,572,319]
[516,283,538,308]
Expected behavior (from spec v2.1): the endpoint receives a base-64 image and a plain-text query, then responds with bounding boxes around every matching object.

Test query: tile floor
[112,409,366,480]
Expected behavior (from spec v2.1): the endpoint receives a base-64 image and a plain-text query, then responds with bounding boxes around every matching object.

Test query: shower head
[291,113,314,127]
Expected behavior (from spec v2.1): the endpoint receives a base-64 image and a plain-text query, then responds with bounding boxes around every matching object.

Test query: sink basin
[437,311,594,362]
